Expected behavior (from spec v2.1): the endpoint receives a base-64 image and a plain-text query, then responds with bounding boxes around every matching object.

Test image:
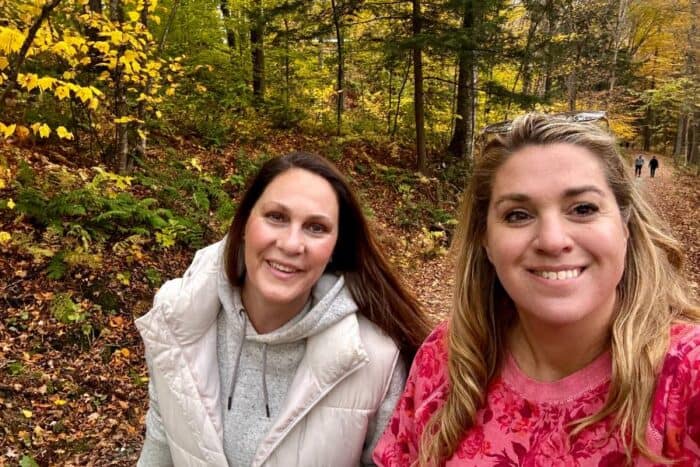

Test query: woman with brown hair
[373,113,700,466]
[136,151,430,466]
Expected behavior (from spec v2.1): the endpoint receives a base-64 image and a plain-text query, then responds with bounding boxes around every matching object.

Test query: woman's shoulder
[416,321,449,361]
[356,314,401,358]
[649,323,700,456]
[654,322,700,403]
[667,322,700,362]
[407,321,449,395]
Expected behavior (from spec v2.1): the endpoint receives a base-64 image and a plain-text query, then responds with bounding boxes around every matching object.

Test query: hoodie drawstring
[262,344,270,417]
[227,309,247,410]
[227,310,271,418]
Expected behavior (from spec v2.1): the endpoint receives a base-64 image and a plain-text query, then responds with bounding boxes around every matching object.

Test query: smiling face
[484,143,629,331]
[241,168,339,318]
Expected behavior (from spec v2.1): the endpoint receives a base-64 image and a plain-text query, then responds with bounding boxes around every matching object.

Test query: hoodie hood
[217,268,358,344]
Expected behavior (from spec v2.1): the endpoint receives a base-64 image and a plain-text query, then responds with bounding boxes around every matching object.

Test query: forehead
[491,143,610,198]
[256,168,339,212]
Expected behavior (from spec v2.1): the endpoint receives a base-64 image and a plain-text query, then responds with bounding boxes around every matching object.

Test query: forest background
[0,0,698,465]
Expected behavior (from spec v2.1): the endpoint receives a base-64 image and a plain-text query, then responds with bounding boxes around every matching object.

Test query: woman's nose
[277,227,305,254]
[533,214,573,255]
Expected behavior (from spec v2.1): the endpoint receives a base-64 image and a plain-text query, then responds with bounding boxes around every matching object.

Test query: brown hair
[419,113,700,465]
[224,151,430,361]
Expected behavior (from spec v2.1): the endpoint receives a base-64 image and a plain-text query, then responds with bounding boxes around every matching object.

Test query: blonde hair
[418,113,700,465]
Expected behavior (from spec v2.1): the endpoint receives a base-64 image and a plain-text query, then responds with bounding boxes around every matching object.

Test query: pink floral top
[373,322,700,466]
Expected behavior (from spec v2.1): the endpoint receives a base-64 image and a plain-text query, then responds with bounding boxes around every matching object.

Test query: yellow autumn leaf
[37,76,55,91]
[190,158,202,172]
[114,116,134,124]
[18,73,39,91]
[62,70,76,80]
[107,30,124,45]
[155,110,162,118]
[152,15,161,25]
[75,86,93,103]
[0,231,10,244]
[56,126,74,140]
[53,398,67,406]
[6,198,15,209]
[120,348,131,357]
[196,84,207,93]
[127,11,140,21]
[0,56,8,70]
[55,85,71,100]
[32,123,51,138]
[165,87,175,96]
[94,41,110,54]
[0,179,5,189]
[88,98,99,110]
[52,41,77,57]
[0,122,16,138]
[0,26,25,54]
[21,409,32,418]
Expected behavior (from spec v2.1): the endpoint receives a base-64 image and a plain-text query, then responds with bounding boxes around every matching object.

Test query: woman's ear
[620,208,631,241]
[482,239,493,264]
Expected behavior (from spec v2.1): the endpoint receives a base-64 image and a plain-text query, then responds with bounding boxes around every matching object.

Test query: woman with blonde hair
[373,113,700,466]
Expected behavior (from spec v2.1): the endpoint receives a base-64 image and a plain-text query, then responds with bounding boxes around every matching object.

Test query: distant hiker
[136,152,430,466]
[634,154,644,177]
[649,156,659,178]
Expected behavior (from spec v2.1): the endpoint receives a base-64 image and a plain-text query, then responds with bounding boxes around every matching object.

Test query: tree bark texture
[331,0,344,136]
[251,0,265,105]
[220,0,237,49]
[412,0,426,173]
[447,0,476,159]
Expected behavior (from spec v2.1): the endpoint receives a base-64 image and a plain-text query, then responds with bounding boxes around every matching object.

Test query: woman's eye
[266,212,286,222]
[306,223,328,234]
[571,203,599,217]
[504,210,531,224]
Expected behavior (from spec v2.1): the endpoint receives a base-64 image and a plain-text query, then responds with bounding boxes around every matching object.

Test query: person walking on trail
[649,156,659,178]
[634,154,644,177]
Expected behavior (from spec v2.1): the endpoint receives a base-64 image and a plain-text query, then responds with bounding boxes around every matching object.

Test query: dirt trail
[637,155,700,295]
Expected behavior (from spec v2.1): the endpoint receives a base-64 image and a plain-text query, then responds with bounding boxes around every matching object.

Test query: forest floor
[0,140,698,466]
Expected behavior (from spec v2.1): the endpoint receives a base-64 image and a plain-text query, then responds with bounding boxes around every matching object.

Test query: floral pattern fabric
[373,322,700,466]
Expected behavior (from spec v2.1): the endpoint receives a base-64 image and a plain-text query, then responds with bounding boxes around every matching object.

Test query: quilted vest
[136,242,401,467]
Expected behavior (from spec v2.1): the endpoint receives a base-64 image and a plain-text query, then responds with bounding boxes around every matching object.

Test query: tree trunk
[674,114,687,158]
[412,0,426,173]
[250,0,265,106]
[109,0,129,172]
[0,0,63,112]
[689,117,698,165]
[159,0,180,51]
[391,59,411,138]
[447,0,475,159]
[608,0,629,102]
[643,100,654,151]
[220,0,237,49]
[542,0,556,99]
[133,0,150,169]
[331,0,344,136]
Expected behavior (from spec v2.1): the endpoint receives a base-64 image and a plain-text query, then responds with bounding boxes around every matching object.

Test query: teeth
[534,269,580,280]
[269,261,297,273]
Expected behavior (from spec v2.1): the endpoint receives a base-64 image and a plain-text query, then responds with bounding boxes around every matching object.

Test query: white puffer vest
[135,242,401,466]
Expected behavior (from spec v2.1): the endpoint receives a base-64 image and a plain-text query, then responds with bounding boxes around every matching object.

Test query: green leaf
[21,455,40,467]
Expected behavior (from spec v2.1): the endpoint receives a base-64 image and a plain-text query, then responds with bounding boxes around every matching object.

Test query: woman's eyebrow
[562,185,605,198]
[492,186,605,209]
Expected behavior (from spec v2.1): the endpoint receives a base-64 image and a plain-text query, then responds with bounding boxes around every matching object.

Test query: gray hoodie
[139,271,405,466]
